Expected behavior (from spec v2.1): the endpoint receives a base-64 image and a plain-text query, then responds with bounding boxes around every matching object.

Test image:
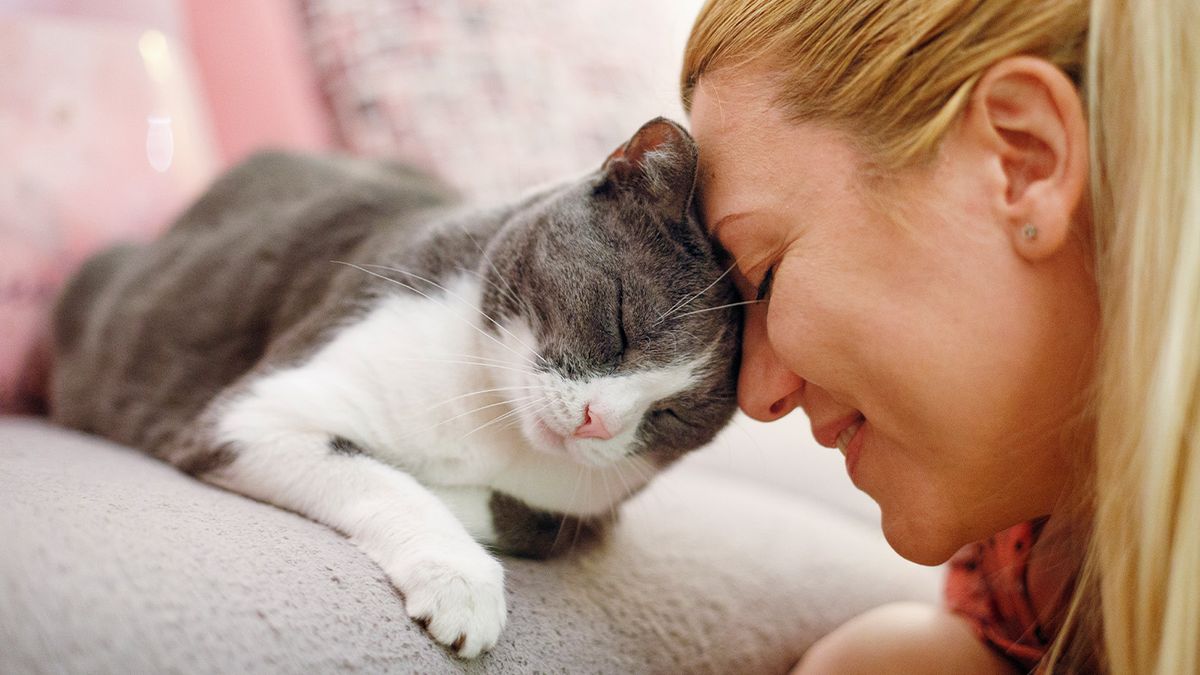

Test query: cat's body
[50,119,740,658]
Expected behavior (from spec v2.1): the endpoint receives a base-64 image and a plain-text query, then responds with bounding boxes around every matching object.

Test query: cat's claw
[399,549,507,658]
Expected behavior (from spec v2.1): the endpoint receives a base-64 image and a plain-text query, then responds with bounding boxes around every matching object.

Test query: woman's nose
[737,306,803,422]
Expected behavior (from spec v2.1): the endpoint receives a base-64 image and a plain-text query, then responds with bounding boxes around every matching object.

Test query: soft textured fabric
[0,418,939,673]
[301,0,704,203]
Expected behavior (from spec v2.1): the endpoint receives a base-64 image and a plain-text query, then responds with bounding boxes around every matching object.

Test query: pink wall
[181,0,338,166]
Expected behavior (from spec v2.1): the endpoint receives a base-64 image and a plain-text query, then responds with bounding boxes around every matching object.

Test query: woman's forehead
[693,91,863,220]
[690,75,772,160]
[689,82,772,213]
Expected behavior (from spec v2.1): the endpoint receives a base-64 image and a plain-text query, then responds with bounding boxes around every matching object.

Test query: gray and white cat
[49,118,740,658]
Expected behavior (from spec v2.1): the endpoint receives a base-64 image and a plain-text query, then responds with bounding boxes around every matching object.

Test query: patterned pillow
[0,13,216,413]
[301,0,704,203]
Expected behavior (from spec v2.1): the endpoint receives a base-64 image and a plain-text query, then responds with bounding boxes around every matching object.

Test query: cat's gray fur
[49,117,740,656]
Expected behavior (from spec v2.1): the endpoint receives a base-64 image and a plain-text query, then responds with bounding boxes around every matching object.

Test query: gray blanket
[0,418,939,674]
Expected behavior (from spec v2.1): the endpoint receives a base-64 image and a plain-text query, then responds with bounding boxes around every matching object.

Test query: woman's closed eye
[755,266,775,302]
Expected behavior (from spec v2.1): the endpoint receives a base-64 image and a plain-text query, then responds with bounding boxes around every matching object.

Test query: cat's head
[479,118,741,470]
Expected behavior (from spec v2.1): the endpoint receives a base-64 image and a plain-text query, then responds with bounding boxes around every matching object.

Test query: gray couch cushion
[0,418,939,674]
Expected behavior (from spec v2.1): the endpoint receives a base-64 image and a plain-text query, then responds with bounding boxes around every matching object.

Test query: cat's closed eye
[650,406,685,423]
[615,283,637,359]
[616,295,630,354]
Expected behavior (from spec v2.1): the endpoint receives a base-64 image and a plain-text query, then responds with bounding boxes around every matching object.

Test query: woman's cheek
[766,282,841,382]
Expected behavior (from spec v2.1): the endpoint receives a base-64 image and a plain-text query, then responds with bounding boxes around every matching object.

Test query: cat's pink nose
[573,405,612,440]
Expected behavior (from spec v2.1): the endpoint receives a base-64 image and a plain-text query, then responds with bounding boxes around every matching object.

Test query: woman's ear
[964,56,1088,262]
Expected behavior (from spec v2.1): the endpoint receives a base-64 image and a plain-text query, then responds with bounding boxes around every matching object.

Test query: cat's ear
[601,117,699,221]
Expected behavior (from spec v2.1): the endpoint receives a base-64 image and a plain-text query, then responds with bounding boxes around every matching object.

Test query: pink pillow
[0,11,217,413]
[182,0,337,165]
[301,0,698,202]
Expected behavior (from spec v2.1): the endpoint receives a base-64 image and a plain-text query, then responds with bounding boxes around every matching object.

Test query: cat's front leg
[429,485,610,559]
[194,412,506,658]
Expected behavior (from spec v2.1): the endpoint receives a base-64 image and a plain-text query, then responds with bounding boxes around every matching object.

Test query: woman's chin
[879,510,967,567]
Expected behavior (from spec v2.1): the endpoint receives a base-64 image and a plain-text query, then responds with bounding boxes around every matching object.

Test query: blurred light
[146,116,173,172]
[138,30,172,85]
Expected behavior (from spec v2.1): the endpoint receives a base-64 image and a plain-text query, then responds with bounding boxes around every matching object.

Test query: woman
[681,1,1199,673]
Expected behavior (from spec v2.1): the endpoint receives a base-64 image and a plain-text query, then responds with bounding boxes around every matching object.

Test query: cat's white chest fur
[225,275,532,486]
[216,273,706,527]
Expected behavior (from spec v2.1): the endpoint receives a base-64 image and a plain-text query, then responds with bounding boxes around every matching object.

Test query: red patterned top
[945,519,1051,671]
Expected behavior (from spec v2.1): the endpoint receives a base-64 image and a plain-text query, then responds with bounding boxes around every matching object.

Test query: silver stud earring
[1022,223,1038,241]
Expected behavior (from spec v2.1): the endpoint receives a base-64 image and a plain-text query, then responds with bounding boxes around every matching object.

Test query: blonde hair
[682,1,1200,673]
[682,1,1087,168]
[1090,0,1200,672]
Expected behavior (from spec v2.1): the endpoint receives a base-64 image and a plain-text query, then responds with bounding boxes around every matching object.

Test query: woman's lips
[812,412,865,449]
[812,412,868,482]
[835,418,863,453]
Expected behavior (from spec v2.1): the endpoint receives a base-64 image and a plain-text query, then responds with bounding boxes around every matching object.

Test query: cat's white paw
[398,546,507,658]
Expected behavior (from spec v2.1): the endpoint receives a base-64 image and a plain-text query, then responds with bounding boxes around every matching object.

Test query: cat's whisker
[491,396,547,424]
[552,465,588,555]
[448,240,547,367]
[358,263,550,368]
[609,460,642,519]
[640,461,675,504]
[571,470,593,555]
[450,406,532,443]
[332,261,542,371]
[497,418,523,433]
[594,465,616,529]
[458,397,546,441]
[496,399,550,432]
[419,395,540,433]
[459,267,521,310]
[655,260,733,323]
[410,348,525,371]
[421,350,525,368]
[668,298,764,321]
[654,258,740,325]
[716,417,773,493]
[730,417,767,466]
[393,394,540,442]
[454,222,525,315]
[611,459,635,502]
[626,454,674,508]
[625,454,654,484]
[606,474,621,529]
[389,357,534,377]
[400,353,528,373]
[374,268,544,371]
[424,385,549,413]
[499,400,551,432]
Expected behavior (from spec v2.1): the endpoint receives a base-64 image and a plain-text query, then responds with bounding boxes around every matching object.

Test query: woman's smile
[690,64,1098,565]
[811,411,863,450]
[833,416,864,455]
